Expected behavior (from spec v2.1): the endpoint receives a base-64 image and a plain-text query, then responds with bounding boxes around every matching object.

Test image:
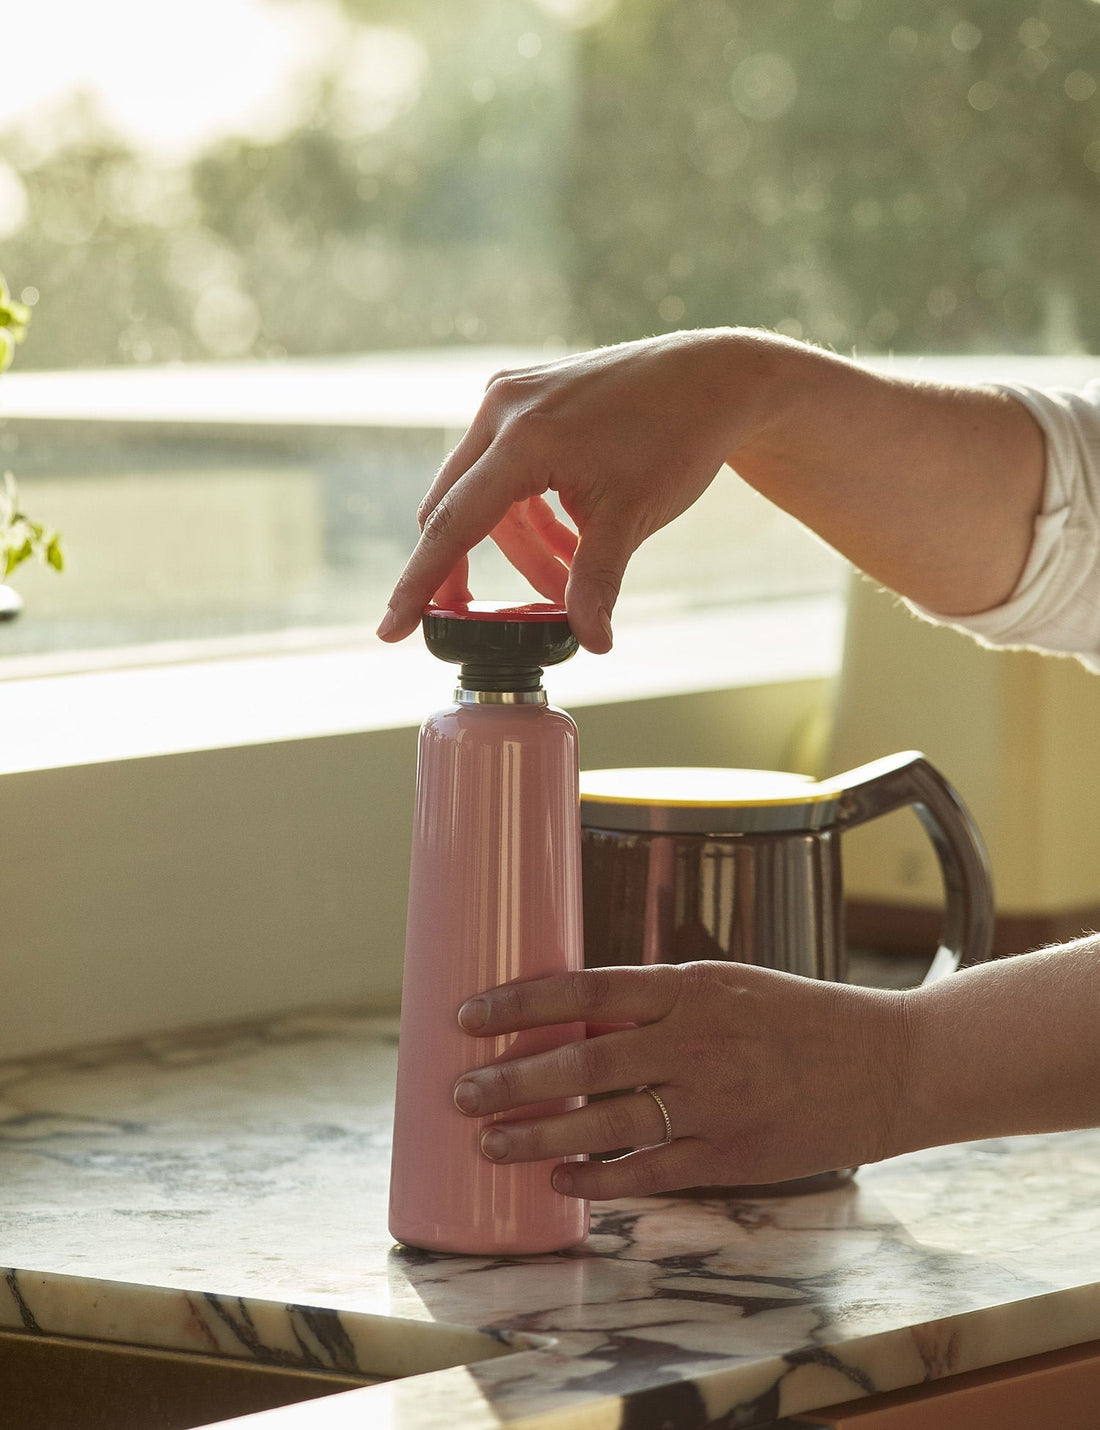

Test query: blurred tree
[1,0,1098,367]
[0,104,197,366]
[566,0,1100,352]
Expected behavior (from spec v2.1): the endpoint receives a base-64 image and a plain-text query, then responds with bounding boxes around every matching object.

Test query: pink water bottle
[388,601,590,1255]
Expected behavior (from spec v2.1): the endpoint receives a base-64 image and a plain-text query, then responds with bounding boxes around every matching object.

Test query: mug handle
[822,750,995,983]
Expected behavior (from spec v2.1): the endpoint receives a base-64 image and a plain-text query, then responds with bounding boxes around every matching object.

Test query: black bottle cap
[422,601,578,692]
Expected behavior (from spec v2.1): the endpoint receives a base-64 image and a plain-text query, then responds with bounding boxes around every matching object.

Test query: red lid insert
[424,601,569,623]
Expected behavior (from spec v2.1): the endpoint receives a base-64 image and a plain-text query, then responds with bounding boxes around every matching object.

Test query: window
[1,0,1097,669]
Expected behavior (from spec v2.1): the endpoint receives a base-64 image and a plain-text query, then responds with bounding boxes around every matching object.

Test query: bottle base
[389,1212,589,1257]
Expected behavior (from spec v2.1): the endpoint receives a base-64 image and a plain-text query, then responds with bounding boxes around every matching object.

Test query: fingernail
[454,1080,482,1115]
[376,607,397,640]
[552,1167,574,1195]
[598,608,613,650]
[481,1128,509,1161]
[458,997,488,1031]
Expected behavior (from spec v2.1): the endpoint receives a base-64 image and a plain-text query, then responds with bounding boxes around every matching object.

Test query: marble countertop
[2,1007,1100,1428]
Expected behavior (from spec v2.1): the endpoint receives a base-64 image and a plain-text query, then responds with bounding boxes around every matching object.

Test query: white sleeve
[907,380,1100,673]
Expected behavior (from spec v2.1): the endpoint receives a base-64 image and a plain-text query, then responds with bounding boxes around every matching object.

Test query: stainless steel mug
[579,751,995,1193]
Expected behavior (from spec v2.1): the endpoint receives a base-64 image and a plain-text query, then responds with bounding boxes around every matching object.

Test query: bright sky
[0,0,348,159]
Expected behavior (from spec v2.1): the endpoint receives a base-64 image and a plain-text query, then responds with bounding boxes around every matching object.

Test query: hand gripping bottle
[388,601,590,1254]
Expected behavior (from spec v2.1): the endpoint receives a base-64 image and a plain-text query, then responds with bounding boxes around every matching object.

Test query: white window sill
[0,595,843,776]
[2,348,1097,426]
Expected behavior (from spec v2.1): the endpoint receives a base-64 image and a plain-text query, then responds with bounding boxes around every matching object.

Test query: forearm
[898,937,1100,1153]
[721,330,1046,616]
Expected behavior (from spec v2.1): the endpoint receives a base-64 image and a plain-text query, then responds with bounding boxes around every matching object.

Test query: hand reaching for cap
[376,331,766,654]
[377,326,1045,650]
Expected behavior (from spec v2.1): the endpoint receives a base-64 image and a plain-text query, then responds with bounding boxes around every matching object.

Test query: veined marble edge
[763,1281,1100,1423]
[441,1276,1100,1428]
[6,1262,1098,1427]
[0,1265,548,1379]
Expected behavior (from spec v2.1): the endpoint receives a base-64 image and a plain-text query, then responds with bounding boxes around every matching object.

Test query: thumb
[565,519,637,654]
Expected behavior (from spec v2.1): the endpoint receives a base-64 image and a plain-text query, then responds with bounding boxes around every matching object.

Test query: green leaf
[0,270,30,361]
[0,275,61,581]
[4,537,32,578]
[0,301,29,333]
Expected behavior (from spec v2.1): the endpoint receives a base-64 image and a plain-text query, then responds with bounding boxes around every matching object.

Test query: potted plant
[0,275,63,619]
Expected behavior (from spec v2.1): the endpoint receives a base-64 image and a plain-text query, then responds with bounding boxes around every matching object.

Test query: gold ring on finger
[640,1085,673,1146]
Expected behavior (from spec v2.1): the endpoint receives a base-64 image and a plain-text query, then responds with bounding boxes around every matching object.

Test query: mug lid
[579,766,841,834]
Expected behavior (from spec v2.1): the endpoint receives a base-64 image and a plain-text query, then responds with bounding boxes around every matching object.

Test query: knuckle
[503,1120,544,1161]
[492,1058,527,1108]
[524,1121,556,1160]
[677,960,723,1003]
[590,575,623,609]
[647,962,680,998]
[491,981,525,1025]
[504,407,559,457]
[561,1036,601,1087]
[484,370,530,408]
[573,556,623,600]
[570,965,612,1017]
[640,961,685,1017]
[419,493,458,547]
[593,1096,635,1149]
